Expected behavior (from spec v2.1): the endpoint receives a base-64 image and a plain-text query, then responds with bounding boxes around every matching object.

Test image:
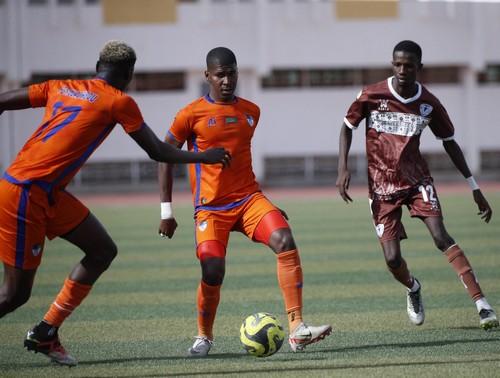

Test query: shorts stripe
[15,185,30,268]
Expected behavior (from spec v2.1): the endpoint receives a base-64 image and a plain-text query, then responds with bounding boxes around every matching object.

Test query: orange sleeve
[111,94,145,134]
[168,106,194,144]
[28,82,50,108]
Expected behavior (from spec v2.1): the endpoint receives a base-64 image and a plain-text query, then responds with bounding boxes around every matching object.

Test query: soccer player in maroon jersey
[0,40,231,366]
[336,40,497,330]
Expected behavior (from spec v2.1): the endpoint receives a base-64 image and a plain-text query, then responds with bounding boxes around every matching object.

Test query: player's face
[391,51,422,92]
[205,63,238,102]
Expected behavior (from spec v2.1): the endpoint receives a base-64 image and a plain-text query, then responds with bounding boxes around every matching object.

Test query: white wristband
[466,176,480,191]
[160,202,174,219]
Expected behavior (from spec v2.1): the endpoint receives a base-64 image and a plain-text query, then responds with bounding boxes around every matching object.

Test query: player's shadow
[6,335,499,377]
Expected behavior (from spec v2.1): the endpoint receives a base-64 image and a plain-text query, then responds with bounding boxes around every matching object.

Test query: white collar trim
[388,76,422,104]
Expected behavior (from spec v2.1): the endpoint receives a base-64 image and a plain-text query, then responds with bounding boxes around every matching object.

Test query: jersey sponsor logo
[420,103,433,117]
[375,224,384,238]
[57,86,98,102]
[369,111,430,137]
[31,243,42,257]
[225,117,238,124]
[207,117,217,127]
[246,114,255,127]
[378,99,390,112]
[198,220,208,232]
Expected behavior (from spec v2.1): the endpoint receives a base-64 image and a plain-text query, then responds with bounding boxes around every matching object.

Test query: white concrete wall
[1,0,499,179]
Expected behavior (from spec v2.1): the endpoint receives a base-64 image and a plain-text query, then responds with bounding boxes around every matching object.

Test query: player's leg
[25,211,117,366]
[25,190,117,366]
[371,198,424,325]
[381,238,424,325]
[188,211,231,357]
[249,196,331,352]
[0,181,41,317]
[0,263,37,317]
[424,216,498,330]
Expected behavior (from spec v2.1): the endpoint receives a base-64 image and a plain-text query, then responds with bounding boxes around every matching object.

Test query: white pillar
[463,3,484,174]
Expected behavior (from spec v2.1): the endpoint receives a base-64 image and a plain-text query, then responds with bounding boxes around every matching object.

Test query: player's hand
[336,170,353,203]
[472,189,492,223]
[202,147,232,169]
[159,218,178,238]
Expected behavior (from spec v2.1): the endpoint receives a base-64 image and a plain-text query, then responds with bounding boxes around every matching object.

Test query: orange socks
[43,278,92,327]
[387,258,414,290]
[197,280,221,340]
[277,249,303,332]
[445,244,483,301]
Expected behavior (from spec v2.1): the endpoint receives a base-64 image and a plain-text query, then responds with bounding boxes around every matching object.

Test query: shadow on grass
[2,335,499,376]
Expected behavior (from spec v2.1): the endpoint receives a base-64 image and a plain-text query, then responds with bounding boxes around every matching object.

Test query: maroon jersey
[344,77,455,200]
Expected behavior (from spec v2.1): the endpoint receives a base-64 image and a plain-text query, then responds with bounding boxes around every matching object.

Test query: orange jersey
[168,95,261,209]
[4,78,145,194]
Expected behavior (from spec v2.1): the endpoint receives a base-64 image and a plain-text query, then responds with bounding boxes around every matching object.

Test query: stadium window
[309,69,356,87]
[419,66,460,84]
[361,68,392,85]
[25,72,95,86]
[262,66,463,89]
[58,0,75,4]
[131,72,185,92]
[478,64,500,84]
[28,0,48,4]
[262,69,303,88]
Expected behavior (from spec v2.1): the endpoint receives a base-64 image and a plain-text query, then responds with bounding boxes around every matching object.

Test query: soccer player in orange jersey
[158,47,332,357]
[0,40,231,366]
[337,40,497,330]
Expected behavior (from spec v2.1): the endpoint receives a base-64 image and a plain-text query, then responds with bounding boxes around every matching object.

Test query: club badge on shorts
[198,220,208,232]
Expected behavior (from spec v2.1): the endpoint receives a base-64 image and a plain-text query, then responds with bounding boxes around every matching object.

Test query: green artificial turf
[1,189,499,377]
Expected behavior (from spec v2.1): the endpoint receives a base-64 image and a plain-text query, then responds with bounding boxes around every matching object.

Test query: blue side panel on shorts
[15,185,30,268]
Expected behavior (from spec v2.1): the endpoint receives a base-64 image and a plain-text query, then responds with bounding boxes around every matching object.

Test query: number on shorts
[418,184,435,203]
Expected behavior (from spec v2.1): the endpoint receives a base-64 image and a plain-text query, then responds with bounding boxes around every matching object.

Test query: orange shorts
[0,180,89,270]
[370,182,443,243]
[194,192,289,257]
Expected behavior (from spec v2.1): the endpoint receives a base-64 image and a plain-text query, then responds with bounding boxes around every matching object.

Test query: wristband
[466,176,480,191]
[160,202,174,219]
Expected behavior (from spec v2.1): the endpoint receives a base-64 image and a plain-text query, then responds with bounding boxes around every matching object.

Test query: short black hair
[206,47,237,68]
[393,40,422,63]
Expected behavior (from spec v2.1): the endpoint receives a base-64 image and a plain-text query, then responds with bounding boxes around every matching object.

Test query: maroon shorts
[369,182,443,243]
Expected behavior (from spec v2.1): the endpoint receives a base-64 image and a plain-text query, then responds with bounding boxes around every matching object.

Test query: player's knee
[0,287,31,316]
[97,241,118,269]
[83,241,117,272]
[432,235,455,252]
[269,229,296,252]
[101,243,118,269]
[385,255,402,271]
[201,258,225,286]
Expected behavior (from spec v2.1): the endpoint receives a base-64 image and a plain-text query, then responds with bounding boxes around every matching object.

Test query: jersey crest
[246,114,255,127]
[207,117,217,127]
[419,103,433,117]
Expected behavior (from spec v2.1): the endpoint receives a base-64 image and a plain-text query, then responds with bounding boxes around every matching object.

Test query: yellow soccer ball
[240,312,284,357]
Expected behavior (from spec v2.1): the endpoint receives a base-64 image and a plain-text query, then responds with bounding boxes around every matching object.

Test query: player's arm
[157,135,181,239]
[0,88,31,115]
[443,139,492,223]
[129,124,231,166]
[336,122,354,203]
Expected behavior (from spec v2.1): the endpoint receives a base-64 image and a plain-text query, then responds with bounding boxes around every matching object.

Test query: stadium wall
[1,0,499,190]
